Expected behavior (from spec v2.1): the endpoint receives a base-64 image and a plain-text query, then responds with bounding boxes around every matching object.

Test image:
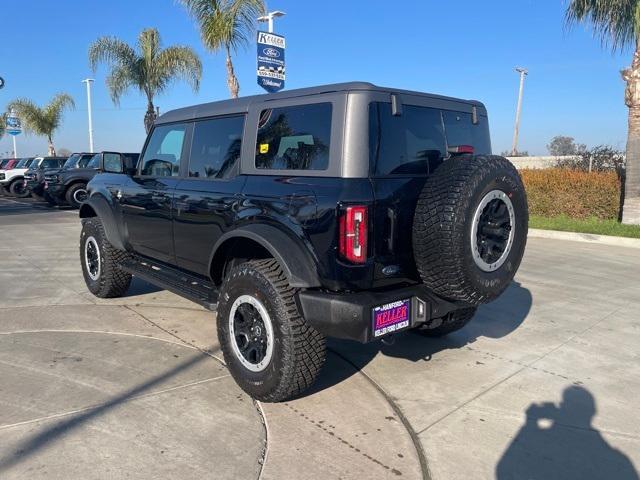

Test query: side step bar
[121,256,218,310]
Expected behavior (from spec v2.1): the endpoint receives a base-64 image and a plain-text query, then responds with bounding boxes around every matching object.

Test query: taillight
[339,205,368,264]
[448,145,475,154]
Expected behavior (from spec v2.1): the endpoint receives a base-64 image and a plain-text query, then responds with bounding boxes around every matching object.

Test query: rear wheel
[9,179,29,198]
[66,183,88,208]
[217,259,326,402]
[80,218,132,298]
[414,307,477,337]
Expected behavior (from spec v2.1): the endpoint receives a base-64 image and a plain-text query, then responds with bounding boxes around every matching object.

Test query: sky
[0,0,632,157]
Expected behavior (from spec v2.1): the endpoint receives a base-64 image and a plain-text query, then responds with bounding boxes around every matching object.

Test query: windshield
[15,158,32,168]
[62,154,81,170]
[86,154,101,169]
[0,160,10,169]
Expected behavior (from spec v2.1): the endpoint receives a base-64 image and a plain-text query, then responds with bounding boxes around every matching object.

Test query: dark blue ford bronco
[78,82,528,402]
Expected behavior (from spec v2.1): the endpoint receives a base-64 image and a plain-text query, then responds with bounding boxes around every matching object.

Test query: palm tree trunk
[144,101,157,134]
[622,47,640,224]
[47,135,55,156]
[226,46,240,99]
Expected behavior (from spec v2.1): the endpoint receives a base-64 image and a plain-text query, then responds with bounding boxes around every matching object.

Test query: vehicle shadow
[123,277,162,297]
[307,281,532,396]
[496,386,638,480]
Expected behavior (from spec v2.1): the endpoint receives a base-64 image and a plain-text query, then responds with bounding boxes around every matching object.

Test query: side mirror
[103,152,124,174]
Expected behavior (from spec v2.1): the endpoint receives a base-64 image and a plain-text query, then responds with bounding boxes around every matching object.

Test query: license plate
[372,299,411,338]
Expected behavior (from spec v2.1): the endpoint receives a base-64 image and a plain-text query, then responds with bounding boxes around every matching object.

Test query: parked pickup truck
[77,82,528,402]
[45,151,139,208]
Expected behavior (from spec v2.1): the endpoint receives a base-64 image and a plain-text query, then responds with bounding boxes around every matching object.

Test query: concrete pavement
[1,196,639,479]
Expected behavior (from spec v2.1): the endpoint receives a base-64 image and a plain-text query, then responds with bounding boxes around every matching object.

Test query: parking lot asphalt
[1,195,639,480]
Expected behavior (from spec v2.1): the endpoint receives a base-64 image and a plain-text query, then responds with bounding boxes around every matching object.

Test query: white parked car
[0,157,37,196]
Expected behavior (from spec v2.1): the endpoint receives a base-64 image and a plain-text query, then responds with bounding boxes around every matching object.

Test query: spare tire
[413,155,528,306]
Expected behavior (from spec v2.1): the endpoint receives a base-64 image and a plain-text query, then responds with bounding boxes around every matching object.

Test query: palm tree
[0,113,5,141]
[89,28,202,133]
[7,94,75,156]
[567,0,640,224]
[180,0,265,98]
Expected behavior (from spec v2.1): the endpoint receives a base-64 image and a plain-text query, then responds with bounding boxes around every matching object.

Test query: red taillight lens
[339,205,368,264]
[448,145,475,154]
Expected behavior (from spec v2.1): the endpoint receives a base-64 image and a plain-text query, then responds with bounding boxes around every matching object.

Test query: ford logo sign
[263,48,280,58]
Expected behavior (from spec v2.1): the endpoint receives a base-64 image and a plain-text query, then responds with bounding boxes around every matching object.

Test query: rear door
[369,99,491,285]
[120,122,190,263]
[172,115,246,276]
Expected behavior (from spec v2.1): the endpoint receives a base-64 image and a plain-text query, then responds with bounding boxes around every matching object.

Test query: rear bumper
[297,284,468,343]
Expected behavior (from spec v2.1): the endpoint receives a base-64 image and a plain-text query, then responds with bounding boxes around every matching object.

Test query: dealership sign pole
[257,11,286,93]
[6,109,22,158]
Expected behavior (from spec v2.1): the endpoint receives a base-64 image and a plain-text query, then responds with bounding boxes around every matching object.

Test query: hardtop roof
[157,82,484,125]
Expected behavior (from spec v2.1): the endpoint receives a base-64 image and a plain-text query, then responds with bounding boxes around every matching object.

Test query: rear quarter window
[255,103,331,171]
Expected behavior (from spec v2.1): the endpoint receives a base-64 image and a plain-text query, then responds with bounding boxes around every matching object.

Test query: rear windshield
[369,102,491,176]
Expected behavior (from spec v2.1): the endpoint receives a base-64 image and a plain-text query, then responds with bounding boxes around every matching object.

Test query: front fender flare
[79,194,126,251]
[210,224,321,288]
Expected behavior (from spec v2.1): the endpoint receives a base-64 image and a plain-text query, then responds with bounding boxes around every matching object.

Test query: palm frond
[105,65,136,105]
[566,0,640,51]
[156,45,203,92]
[180,0,265,53]
[88,36,137,73]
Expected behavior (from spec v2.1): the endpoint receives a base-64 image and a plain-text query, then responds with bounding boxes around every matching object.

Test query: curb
[528,228,640,249]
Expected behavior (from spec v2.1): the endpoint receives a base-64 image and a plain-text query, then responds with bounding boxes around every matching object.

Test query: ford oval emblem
[263,47,280,58]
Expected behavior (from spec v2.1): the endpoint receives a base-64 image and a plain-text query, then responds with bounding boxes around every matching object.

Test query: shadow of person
[496,386,638,480]
[305,281,532,397]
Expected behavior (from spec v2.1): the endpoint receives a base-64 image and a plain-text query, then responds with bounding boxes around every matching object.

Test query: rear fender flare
[210,224,321,288]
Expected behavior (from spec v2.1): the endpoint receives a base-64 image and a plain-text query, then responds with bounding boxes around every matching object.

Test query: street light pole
[257,10,286,33]
[511,67,528,156]
[82,79,95,153]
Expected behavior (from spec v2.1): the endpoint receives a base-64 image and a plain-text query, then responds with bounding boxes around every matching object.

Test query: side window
[255,103,331,171]
[370,102,446,175]
[103,153,123,173]
[442,111,491,155]
[188,116,244,179]
[141,123,187,177]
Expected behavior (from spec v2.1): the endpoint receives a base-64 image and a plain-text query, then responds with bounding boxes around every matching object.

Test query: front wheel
[66,183,88,208]
[217,259,326,402]
[9,179,30,198]
[80,218,132,298]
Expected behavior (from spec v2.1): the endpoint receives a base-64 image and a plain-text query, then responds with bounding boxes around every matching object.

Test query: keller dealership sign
[257,31,285,93]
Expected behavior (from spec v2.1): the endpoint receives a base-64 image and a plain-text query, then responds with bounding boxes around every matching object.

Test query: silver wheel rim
[84,236,101,281]
[471,190,516,272]
[228,294,274,372]
[73,188,88,204]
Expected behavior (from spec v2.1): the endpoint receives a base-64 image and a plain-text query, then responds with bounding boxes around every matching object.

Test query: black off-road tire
[413,155,528,306]
[9,179,30,198]
[80,218,132,298]
[66,182,88,208]
[217,259,326,402]
[414,307,477,337]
